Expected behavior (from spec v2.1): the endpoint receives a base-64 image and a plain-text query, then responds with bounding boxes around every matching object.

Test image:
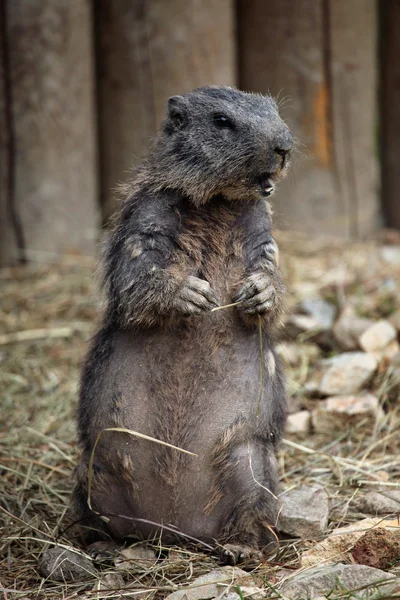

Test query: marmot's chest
[177,204,245,291]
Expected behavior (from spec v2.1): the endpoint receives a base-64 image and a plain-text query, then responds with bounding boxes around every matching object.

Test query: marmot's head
[149,86,293,205]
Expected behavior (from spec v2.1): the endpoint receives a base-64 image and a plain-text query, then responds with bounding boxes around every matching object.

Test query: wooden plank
[381,0,400,229]
[96,0,236,220]
[0,0,22,265]
[0,0,98,265]
[238,0,380,238]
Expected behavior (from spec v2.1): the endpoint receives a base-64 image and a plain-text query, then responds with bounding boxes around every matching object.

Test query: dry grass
[1,234,400,598]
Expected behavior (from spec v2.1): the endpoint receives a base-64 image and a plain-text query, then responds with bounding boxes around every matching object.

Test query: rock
[276,341,321,367]
[359,320,397,354]
[286,410,312,434]
[357,490,400,514]
[285,314,323,338]
[115,544,157,571]
[301,517,400,569]
[92,572,125,591]
[312,394,384,432]
[306,352,378,396]
[380,245,400,266]
[165,567,259,600]
[333,308,374,351]
[278,486,329,539]
[279,564,397,599]
[38,546,97,582]
[299,298,336,331]
[352,527,400,570]
[389,310,400,332]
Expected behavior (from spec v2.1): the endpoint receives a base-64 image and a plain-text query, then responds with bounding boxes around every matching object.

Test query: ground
[1,232,400,599]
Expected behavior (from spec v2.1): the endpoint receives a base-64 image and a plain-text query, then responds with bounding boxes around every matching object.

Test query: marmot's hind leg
[209,433,280,565]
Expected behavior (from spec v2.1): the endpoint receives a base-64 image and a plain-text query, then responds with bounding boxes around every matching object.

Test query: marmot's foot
[87,540,121,563]
[220,543,264,566]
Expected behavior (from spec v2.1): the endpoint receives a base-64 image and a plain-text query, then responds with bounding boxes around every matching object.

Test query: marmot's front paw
[233,273,277,314]
[173,276,219,315]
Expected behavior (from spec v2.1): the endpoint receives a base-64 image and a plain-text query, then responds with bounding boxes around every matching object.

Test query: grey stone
[278,486,329,539]
[309,352,378,396]
[115,544,157,570]
[357,491,400,514]
[279,564,397,599]
[312,394,384,432]
[38,546,97,582]
[300,298,336,330]
[165,567,256,600]
[380,246,400,266]
[333,308,374,351]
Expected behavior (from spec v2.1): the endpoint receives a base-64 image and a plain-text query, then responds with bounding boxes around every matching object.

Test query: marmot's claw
[234,273,276,314]
[220,543,263,566]
[174,276,219,314]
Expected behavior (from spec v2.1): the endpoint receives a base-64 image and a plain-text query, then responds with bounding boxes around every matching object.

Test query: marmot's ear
[167,95,188,130]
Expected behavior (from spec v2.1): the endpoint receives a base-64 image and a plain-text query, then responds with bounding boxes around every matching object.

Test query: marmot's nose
[274,130,294,157]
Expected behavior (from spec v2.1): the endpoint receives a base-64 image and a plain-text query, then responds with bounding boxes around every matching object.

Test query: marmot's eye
[213,114,235,129]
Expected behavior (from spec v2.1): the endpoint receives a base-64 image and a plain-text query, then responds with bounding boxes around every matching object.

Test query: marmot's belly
[90,325,280,540]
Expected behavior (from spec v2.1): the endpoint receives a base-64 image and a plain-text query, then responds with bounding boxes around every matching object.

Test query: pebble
[164,567,262,600]
[312,394,383,432]
[352,527,400,570]
[115,544,157,571]
[333,308,374,351]
[286,410,312,434]
[380,245,400,266]
[278,486,329,539]
[359,320,397,353]
[38,546,97,582]
[279,564,397,599]
[357,490,400,514]
[306,352,378,396]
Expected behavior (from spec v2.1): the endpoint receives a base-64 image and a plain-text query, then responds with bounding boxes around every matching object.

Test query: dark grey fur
[74,86,292,564]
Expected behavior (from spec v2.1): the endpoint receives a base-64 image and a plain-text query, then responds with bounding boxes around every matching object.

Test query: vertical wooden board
[0,0,20,265]
[329,0,380,237]
[5,0,98,262]
[381,0,400,228]
[238,0,380,238]
[96,0,236,219]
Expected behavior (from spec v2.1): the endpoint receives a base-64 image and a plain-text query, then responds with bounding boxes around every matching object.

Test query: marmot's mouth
[258,173,275,197]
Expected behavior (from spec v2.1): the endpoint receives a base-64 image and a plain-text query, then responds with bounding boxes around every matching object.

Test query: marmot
[74,86,292,564]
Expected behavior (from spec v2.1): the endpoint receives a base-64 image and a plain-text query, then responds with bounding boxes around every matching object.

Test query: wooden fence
[0,0,398,266]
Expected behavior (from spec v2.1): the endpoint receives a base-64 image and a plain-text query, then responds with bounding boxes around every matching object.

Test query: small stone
[276,341,321,367]
[278,486,329,539]
[279,564,397,599]
[333,307,374,351]
[165,567,257,600]
[389,310,400,332]
[284,314,322,338]
[38,546,97,582]
[308,352,378,396]
[357,490,400,514]
[359,320,397,354]
[92,572,125,591]
[299,298,336,331]
[301,517,400,569]
[115,544,157,571]
[286,410,312,434]
[352,528,400,570]
[380,245,400,266]
[312,394,383,432]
